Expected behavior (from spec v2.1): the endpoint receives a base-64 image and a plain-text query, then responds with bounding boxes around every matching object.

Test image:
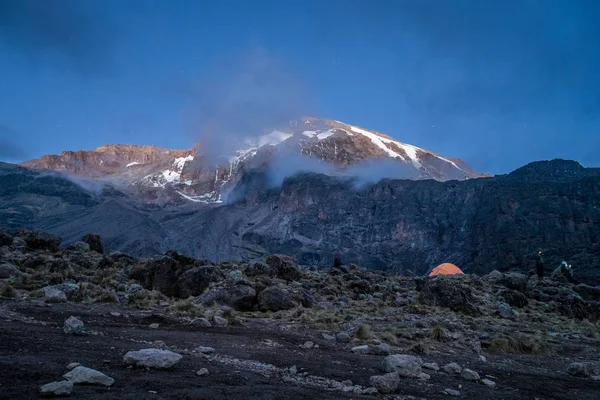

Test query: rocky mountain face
[1,159,599,284]
[21,118,484,204]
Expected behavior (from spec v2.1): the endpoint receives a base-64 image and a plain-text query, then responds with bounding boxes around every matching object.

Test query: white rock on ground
[213,315,228,326]
[443,362,462,374]
[63,316,84,335]
[382,354,423,377]
[194,346,215,354]
[66,362,80,370]
[63,366,114,386]
[444,388,461,396]
[40,380,73,396]
[482,378,496,388]
[300,341,314,349]
[123,348,183,369]
[149,323,159,329]
[196,368,209,377]
[369,372,400,394]
[351,345,370,354]
[423,362,439,371]
[461,368,480,381]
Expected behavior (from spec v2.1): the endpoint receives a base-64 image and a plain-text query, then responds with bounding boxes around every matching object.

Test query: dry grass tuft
[356,324,373,340]
[485,332,549,354]
[429,324,451,342]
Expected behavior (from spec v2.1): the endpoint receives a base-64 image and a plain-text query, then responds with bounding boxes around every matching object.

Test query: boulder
[63,316,84,335]
[20,230,61,251]
[482,378,496,388]
[123,348,183,369]
[197,368,209,377]
[574,284,600,301]
[194,346,215,354]
[258,286,298,311]
[0,230,13,247]
[369,372,399,394]
[227,270,248,285]
[351,345,370,354]
[422,362,439,371]
[442,362,462,374]
[418,276,479,315]
[42,286,67,303]
[483,270,504,283]
[63,366,114,386]
[192,318,212,328]
[567,362,600,378]
[196,285,256,311]
[336,332,351,343]
[382,354,423,377]
[11,236,27,249]
[497,302,518,319]
[502,273,529,292]
[66,241,90,252]
[244,262,276,278]
[371,343,392,355]
[461,368,480,381]
[213,315,228,326]
[176,265,224,298]
[164,250,196,266]
[265,254,302,281]
[499,289,529,308]
[0,263,22,279]
[82,233,104,254]
[40,380,73,397]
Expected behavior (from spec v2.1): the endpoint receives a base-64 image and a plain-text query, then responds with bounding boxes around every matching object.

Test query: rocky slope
[21,118,484,204]
[0,232,599,398]
[2,159,600,284]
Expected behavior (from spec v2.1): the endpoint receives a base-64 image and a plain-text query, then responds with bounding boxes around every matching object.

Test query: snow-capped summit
[21,118,485,204]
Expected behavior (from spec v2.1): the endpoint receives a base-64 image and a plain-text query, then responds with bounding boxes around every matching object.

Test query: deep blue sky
[0,0,599,175]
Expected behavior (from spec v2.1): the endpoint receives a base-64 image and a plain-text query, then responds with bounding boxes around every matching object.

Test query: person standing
[535,249,544,280]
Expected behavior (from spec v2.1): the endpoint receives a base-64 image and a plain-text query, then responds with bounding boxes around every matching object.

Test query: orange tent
[429,263,464,277]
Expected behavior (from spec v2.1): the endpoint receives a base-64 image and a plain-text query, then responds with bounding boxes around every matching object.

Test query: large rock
[442,362,462,374]
[0,263,22,279]
[574,284,600,301]
[66,241,90,252]
[499,289,529,308]
[21,230,61,252]
[418,276,479,315]
[461,368,480,381]
[42,286,67,303]
[369,372,399,394]
[82,233,104,254]
[567,362,600,378]
[176,265,224,298]
[197,285,256,311]
[63,316,84,335]
[11,236,26,249]
[382,354,423,377]
[502,273,529,292]
[40,380,73,397]
[0,231,13,247]
[245,262,276,278]
[258,286,298,311]
[63,366,114,386]
[123,348,183,369]
[265,254,302,281]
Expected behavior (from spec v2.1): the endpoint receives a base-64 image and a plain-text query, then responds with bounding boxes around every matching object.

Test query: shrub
[356,324,373,340]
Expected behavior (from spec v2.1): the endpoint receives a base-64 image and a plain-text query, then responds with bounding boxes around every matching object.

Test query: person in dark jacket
[535,249,544,280]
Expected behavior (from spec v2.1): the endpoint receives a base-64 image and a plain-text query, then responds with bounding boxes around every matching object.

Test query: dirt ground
[1,300,599,400]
